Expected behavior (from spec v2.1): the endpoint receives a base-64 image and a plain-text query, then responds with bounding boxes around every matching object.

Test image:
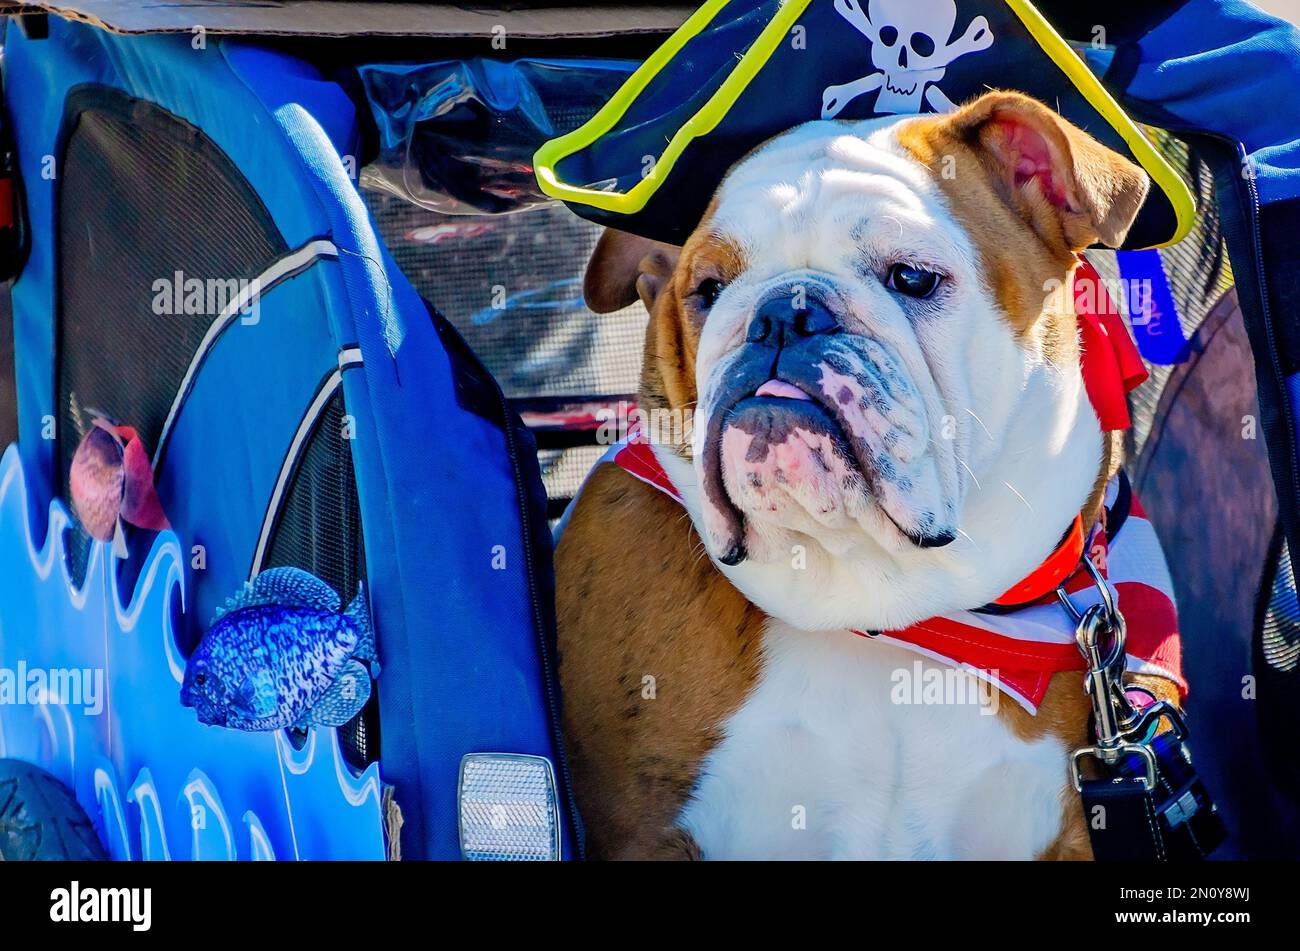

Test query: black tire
[0,759,107,860]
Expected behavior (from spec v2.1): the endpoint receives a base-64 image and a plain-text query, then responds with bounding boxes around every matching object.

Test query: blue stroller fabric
[0,17,579,860]
[1088,0,1300,205]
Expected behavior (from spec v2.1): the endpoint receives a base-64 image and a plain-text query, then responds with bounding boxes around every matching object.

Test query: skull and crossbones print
[822,0,994,118]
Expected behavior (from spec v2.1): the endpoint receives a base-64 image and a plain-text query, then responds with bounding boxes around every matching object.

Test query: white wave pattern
[0,445,385,860]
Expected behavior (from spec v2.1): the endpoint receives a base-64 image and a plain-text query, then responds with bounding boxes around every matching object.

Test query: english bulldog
[556,91,1177,859]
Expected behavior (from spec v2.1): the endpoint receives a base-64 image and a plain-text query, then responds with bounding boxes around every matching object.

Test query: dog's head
[584,91,1148,628]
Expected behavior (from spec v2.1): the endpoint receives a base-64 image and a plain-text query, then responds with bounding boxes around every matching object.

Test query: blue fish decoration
[180,567,378,732]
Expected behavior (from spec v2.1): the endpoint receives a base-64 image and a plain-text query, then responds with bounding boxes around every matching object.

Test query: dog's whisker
[1002,480,1033,512]
[963,407,993,440]
[956,457,981,491]
[689,540,713,568]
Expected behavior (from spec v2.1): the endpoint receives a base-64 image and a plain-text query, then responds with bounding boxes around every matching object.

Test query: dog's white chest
[676,621,1071,859]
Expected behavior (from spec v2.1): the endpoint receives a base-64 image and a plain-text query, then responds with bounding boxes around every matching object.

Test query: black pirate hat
[534,0,1194,250]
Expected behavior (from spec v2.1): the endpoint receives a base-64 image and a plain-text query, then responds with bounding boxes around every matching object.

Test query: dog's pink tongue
[755,379,811,400]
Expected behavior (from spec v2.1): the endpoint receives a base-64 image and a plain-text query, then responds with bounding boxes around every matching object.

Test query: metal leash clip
[1057,558,1161,792]
[1058,553,1226,860]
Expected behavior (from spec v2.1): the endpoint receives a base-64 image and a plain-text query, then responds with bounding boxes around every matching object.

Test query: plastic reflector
[458,754,561,861]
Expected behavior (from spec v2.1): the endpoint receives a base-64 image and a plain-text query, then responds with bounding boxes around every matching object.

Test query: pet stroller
[0,0,1296,860]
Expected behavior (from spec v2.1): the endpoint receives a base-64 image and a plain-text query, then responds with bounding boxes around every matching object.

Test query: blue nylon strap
[1115,249,1190,366]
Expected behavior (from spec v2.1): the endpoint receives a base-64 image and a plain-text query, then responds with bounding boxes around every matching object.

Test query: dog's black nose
[746,294,840,347]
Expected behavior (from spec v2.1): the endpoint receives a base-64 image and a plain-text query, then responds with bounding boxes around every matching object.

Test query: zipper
[1239,148,1300,530]
[494,380,586,859]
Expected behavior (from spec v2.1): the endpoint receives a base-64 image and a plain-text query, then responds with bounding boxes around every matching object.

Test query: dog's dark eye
[886,263,941,299]
[194,672,207,686]
[694,278,727,309]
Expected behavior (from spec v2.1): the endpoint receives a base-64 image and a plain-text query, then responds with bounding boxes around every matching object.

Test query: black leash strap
[1082,776,1167,861]
[1080,731,1226,861]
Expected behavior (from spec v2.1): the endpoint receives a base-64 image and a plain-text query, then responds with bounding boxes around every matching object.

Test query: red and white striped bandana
[602,438,1184,714]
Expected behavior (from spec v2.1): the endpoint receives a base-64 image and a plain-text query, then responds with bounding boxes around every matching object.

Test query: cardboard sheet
[0,1,692,38]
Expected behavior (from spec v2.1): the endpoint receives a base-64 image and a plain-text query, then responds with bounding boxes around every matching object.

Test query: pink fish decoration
[69,418,169,544]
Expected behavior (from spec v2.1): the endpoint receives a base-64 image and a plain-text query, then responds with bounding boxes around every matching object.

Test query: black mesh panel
[265,390,375,769]
[1258,536,1300,793]
[364,192,646,401]
[363,191,647,508]
[56,87,288,582]
[1261,542,1300,674]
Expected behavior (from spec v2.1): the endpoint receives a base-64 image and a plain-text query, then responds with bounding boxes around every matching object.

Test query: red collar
[989,513,1085,607]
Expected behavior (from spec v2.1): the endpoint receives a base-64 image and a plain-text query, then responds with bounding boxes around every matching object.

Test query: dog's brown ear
[950,91,1150,252]
[584,228,680,314]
